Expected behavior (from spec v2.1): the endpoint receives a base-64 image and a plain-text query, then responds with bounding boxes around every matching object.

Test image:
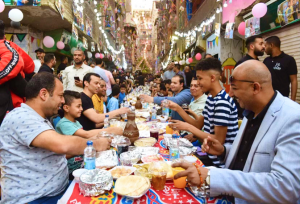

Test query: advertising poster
[72,2,84,31]
[4,0,41,6]
[55,0,64,19]
[85,15,93,37]
[225,23,235,39]
[278,0,300,26]
[83,37,88,49]
[72,23,78,42]
[215,23,220,37]
[245,17,260,38]
[91,42,95,52]
[60,30,71,44]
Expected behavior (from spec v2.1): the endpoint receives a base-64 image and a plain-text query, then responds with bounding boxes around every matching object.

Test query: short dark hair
[205,53,212,58]
[0,20,4,39]
[95,58,103,65]
[112,85,120,96]
[63,90,81,106]
[245,35,263,49]
[83,73,100,88]
[25,72,58,100]
[164,79,171,85]
[173,74,185,85]
[174,64,180,69]
[120,84,126,89]
[159,83,166,91]
[265,36,281,48]
[44,53,55,64]
[61,56,68,62]
[195,57,222,74]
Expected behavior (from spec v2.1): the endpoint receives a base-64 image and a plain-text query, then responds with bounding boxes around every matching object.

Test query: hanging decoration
[43,36,54,48]
[0,1,5,13]
[238,22,246,36]
[56,41,65,49]
[252,3,267,18]
[8,8,23,22]
[5,34,13,41]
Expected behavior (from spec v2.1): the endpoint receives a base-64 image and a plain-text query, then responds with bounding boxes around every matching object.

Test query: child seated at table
[55,90,122,179]
[119,84,126,104]
[107,85,120,112]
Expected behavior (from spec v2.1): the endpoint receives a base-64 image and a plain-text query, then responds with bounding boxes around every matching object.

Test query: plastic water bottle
[84,141,96,170]
[169,139,180,161]
[162,98,169,117]
[151,107,157,121]
[104,115,109,128]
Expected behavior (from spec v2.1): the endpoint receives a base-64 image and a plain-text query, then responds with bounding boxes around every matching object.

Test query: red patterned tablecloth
[58,136,232,204]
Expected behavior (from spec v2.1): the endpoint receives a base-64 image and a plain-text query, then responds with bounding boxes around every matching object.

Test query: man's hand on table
[169,120,191,131]
[75,80,83,87]
[93,137,112,151]
[117,107,130,115]
[139,94,154,103]
[202,136,225,156]
[184,134,197,143]
[172,160,208,186]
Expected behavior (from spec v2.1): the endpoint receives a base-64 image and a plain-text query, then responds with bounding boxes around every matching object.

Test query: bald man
[172,60,300,204]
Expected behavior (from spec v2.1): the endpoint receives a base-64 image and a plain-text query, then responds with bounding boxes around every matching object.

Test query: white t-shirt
[33,59,41,73]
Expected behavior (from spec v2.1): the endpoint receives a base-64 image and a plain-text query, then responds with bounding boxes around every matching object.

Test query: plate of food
[134,161,173,180]
[134,137,157,147]
[109,166,136,180]
[141,154,165,163]
[114,175,150,199]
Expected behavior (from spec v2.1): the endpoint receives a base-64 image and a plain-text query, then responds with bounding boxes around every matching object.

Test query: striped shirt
[202,89,238,168]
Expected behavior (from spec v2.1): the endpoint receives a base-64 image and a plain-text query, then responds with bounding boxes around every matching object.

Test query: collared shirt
[0,103,68,203]
[62,64,93,92]
[231,92,277,171]
[93,66,109,83]
[235,54,259,68]
[164,70,175,80]
[92,94,104,114]
[263,52,298,97]
[38,64,53,74]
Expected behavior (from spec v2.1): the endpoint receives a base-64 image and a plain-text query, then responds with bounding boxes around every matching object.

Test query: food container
[96,150,118,169]
[120,151,141,166]
[109,166,136,180]
[148,161,169,190]
[131,147,160,156]
[134,137,157,147]
[178,138,193,147]
[79,169,113,197]
[114,176,150,198]
[72,169,88,182]
[141,154,164,163]
[111,135,131,148]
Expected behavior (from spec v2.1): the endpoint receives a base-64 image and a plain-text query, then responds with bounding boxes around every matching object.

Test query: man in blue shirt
[163,63,176,80]
[93,58,109,83]
[107,85,120,112]
[140,75,192,121]
[174,64,186,85]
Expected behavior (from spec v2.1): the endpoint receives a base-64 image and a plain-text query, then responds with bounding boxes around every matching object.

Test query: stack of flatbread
[114,175,150,196]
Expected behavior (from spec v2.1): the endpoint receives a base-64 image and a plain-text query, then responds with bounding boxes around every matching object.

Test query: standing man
[95,59,115,96]
[62,49,93,92]
[57,56,68,74]
[140,74,192,121]
[78,73,128,130]
[264,36,298,101]
[163,63,176,80]
[160,69,165,80]
[137,72,145,86]
[172,60,300,204]
[38,53,56,74]
[173,64,186,85]
[33,48,45,73]
[235,35,265,67]
[93,58,109,84]
[184,66,193,87]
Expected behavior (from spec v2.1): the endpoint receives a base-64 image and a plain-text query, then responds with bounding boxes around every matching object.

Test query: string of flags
[207,36,219,49]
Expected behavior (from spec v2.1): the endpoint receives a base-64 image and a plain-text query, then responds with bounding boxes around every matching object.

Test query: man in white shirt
[62,49,93,92]
[33,48,45,73]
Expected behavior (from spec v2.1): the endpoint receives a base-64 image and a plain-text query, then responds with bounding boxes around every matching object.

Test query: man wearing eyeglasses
[172,60,300,204]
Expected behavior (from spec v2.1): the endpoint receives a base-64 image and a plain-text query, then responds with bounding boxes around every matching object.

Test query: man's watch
[206,169,210,185]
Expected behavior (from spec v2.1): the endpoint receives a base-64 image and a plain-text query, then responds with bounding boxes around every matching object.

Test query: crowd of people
[0,17,300,204]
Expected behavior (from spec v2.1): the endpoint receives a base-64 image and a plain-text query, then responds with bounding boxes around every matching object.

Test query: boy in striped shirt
[169,58,238,167]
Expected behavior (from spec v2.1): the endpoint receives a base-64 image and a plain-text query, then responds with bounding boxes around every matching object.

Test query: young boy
[168,88,173,97]
[107,85,120,112]
[119,84,126,103]
[55,90,122,179]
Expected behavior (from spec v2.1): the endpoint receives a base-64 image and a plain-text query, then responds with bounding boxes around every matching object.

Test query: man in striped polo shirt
[169,58,238,167]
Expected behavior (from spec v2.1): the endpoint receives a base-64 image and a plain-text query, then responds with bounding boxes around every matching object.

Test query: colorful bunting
[16,34,27,42]
[5,34,13,41]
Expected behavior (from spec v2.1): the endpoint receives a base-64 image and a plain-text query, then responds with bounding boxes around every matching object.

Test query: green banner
[4,0,41,6]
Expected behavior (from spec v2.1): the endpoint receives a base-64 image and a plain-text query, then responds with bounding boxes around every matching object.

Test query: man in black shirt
[38,53,56,74]
[235,35,265,68]
[137,72,145,86]
[57,56,68,74]
[263,36,298,101]
[77,73,129,130]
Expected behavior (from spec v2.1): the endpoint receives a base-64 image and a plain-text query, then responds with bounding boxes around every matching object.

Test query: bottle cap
[125,119,128,122]
[105,115,109,117]
[87,140,93,145]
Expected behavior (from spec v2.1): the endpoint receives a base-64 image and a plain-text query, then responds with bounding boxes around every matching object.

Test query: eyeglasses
[229,76,255,85]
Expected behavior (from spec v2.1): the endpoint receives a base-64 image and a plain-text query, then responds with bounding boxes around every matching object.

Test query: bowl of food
[109,166,136,180]
[72,169,88,182]
[141,154,165,163]
[134,137,157,147]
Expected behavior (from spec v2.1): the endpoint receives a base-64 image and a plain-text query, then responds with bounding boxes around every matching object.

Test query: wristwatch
[204,169,210,197]
[206,169,210,185]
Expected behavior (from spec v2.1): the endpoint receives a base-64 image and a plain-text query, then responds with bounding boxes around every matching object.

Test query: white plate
[109,166,136,180]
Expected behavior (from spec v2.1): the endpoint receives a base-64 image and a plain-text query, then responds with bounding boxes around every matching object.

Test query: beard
[75,60,83,65]
[254,48,265,57]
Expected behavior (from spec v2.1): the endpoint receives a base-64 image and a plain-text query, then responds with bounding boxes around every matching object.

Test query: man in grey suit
[172,60,300,204]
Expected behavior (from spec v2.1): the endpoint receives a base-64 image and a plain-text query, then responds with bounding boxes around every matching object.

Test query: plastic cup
[166,125,173,134]
[172,167,187,188]
[183,156,197,164]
